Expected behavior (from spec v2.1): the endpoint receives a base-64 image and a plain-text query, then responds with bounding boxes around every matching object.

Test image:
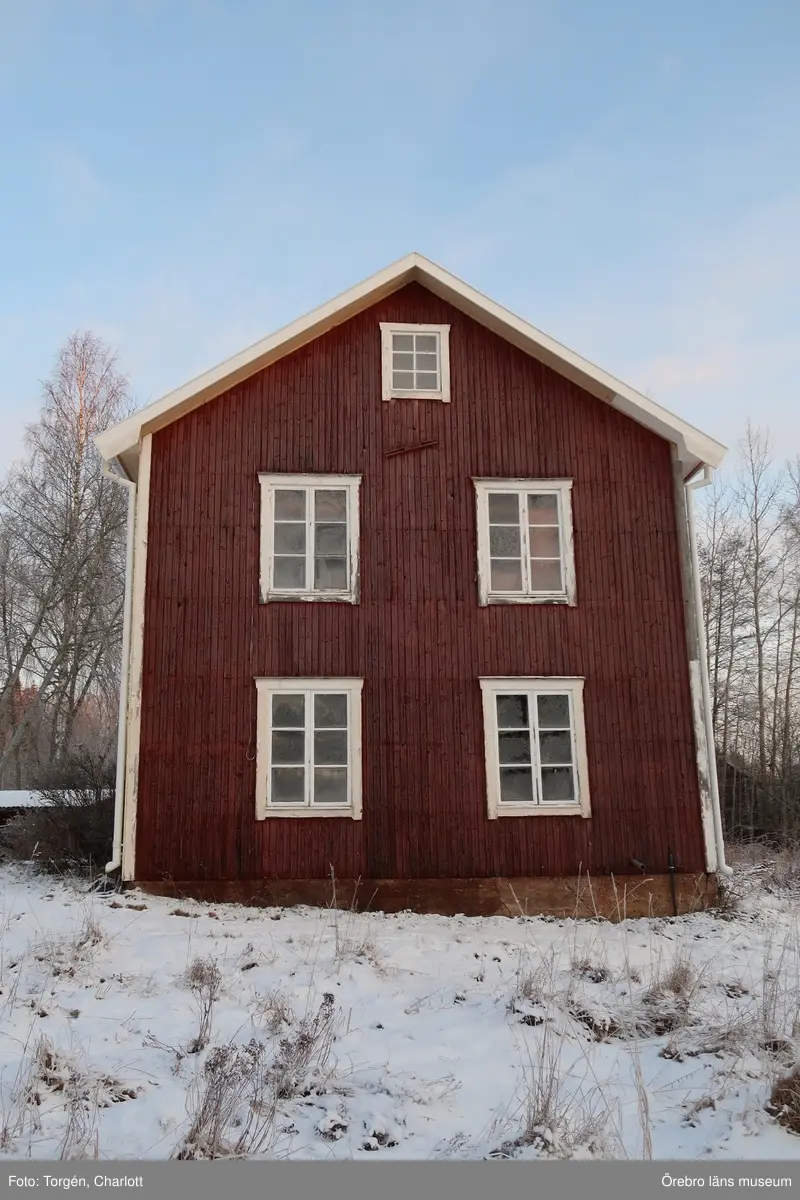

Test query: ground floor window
[255,678,363,819]
[479,677,590,818]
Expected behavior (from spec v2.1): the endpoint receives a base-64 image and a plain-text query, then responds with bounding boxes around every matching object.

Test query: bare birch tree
[0,332,130,785]
[698,426,800,841]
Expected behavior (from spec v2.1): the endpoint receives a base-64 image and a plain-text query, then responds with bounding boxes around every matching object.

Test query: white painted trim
[671,448,717,873]
[474,479,576,606]
[259,474,361,603]
[379,322,451,402]
[103,460,137,873]
[479,677,591,819]
[689,660,718,873]
[94,253,725,476]
[121,434,152,881]
[685,468,732,876]
[255,677,364,820]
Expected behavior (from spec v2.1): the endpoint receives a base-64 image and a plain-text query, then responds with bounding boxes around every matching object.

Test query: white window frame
[259,474,361,603]
[379,322,451,402]
[479,677,591,819]
[473,478,576,606]
[255,678,364,819]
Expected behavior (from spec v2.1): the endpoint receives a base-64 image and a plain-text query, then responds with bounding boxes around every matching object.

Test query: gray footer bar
[2,1161,799,1200]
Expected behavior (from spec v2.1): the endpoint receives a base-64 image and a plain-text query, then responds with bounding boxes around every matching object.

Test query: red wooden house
[96,254,728,917]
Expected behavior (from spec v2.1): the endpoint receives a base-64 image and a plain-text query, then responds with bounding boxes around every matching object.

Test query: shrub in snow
[184,956,223,1053]
[495,1023,618,1159]
[272,992,339,1098]
[767,1066,800,1135]
[253,988,294,1034]
[1,1034,138,1158]
[0,750,114,875]
[175,1040,276,1160]
[32,914,107,979]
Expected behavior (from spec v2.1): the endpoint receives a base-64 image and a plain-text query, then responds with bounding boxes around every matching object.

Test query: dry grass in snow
[0,856,800,1160]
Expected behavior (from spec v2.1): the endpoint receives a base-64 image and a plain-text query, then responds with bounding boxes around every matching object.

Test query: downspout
[685,464,733,877]
[103,457,137,874]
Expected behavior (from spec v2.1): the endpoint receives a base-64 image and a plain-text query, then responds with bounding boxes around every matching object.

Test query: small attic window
[380,323,451,402]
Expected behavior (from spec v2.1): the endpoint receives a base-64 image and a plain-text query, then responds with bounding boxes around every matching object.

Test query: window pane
[272,730,305,764]
[313,767,348,805]
[497,695,528,728]
[274,489,305,520]
[415,372,439,390]
[415,353,438,372]
[497,731,531,765]
[393,371,415,390]
[315,490,347,521]
[488,493,520,523]
[499,767,534,804]
[274,556,306,589]
[271,767,305,805]
[528,494,559,524]
[489,525,521,556]
[392,333,414,351]
[314,557,348,590]
[392,352,414,371]
[537,694,570,728]
[541,767,575,803]
[314,693,348,728]
[314,730,348,765]
[273,523,306,554]
[272,694,304,727]
[314,523,347,554]
[415,334,437,353]
[539,730,573,765]
[529,526,561,558]
[491,559,523,591]
[529,560,562,591]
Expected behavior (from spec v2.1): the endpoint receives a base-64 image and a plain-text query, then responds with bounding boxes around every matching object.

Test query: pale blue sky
[1,0,798,475]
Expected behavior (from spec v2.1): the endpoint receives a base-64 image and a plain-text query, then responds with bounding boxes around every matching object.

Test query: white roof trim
[95,252,726,474]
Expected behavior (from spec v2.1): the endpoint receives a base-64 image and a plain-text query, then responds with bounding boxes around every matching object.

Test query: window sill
[489,804,589,819]
[260,591,358,605]
[483,593,574,606]
[384,389,448,403]
[258,807,360,820]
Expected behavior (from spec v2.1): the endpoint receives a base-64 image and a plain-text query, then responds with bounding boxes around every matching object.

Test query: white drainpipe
[685,464,733,877]
[103,458,137,874]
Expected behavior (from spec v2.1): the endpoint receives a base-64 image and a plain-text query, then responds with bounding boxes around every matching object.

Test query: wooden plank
[133,873,718,920]
[122,433,152,881]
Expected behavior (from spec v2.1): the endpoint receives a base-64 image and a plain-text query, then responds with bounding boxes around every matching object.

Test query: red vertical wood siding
[136,282,706,881]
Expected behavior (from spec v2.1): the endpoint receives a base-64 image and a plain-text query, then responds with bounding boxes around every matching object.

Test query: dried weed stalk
[184,956,222,1053]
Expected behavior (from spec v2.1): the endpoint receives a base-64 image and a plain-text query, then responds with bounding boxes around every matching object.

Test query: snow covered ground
[0,860,799,1161]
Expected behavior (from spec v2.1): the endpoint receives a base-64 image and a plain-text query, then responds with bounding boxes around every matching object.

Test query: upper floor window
[259,474,361,603]
[380,323,451,402]
[473,479,575,606]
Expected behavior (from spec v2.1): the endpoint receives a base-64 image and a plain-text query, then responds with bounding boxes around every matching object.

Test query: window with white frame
[473,479,575,605]
[480,678,590,818]
[379,323,451,402]
[259,475,361,602]
[255,678,363,818]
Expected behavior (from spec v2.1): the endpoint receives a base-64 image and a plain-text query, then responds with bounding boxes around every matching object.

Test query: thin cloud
[44,145,108,218]
[438,142,800,460]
